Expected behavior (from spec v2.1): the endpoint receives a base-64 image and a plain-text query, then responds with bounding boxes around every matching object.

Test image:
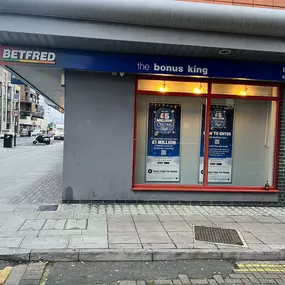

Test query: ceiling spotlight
[194,83,203,94]
[219,49,231,55]
[241,85,248,96]
[160,81,167,93]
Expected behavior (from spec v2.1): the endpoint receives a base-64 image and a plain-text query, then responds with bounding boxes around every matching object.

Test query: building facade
[19,85,46,134]
[2,0,285,203]
[0,68,20,138]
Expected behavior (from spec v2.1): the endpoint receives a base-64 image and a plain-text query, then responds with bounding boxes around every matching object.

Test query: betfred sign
[1,48,56,64]
[1,45,285,81]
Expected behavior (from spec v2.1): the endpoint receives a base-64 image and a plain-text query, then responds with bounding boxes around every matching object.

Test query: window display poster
[146,103,181,182]
[199,105,234,183]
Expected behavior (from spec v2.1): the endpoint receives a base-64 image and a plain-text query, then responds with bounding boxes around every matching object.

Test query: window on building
[133,79,279,192]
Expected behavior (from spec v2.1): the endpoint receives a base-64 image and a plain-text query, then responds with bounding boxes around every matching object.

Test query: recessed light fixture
[194,83,203,94]
[219,49,231,55]
[160,81,167,93]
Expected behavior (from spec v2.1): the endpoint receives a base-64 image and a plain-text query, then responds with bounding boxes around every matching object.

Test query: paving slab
[143,243,176,249]
[162,221,192,232]
[109,232,140,244]
[139,231,172,244]
[43,219,66,230]
[19,219,45,231]
[39,229,82,236]
[108,222,137,232]
[65,219,87,230]
[109,244,143,249]
[69,235,107,249]
[168,232,194,243]
[21,236,69,249]
[135,221,165,232]
[0,237,24,248]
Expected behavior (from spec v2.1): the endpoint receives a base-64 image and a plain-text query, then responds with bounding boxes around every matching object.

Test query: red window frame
[132,76,281,193]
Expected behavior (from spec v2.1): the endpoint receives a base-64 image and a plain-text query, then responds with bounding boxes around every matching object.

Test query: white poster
[146,157,180,182]
[199,157,232,183]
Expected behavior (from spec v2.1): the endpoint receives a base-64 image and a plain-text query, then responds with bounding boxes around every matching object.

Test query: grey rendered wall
[63,71,278,202]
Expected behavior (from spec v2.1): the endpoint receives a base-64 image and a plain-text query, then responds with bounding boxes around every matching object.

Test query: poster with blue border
[199,105,234,183]
[146,103,181,182]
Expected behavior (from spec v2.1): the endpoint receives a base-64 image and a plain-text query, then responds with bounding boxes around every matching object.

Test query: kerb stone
[30,249,79,261]
[152,249,221,261]
[79,249,152,261]
[0,247,30,261]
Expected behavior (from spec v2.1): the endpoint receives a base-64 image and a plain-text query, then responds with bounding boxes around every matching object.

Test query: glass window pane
[212,84,277,97]
[135,94,206,185]
[137,80,208,94]
[203,98,276,186]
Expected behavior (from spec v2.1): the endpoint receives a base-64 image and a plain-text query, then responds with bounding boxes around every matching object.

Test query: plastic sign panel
[146,103,181,182]
[11,74,24,85]
[1,46,285,81]
[199,105,234,183]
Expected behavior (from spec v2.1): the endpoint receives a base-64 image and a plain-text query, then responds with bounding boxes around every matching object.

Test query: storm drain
[194,225,244,245]
[37,205,58,211]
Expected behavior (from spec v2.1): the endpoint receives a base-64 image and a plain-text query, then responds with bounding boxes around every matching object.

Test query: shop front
[1,46,284,203]
[134,78,279,195]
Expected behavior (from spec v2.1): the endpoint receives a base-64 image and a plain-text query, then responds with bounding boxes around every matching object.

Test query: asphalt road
[45,260,234,285]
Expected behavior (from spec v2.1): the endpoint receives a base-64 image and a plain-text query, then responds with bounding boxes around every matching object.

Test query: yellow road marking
[238,263,285,266]
[0,267,12,284]
[235,263,285,273]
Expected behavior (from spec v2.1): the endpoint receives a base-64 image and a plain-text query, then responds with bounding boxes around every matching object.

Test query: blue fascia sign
[1,45,285,81]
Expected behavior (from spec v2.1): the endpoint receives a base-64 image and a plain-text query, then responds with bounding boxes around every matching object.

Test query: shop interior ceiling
[1,0,285,109]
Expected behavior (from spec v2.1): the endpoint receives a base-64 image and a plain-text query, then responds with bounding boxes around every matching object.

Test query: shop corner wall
[63,71,279,202]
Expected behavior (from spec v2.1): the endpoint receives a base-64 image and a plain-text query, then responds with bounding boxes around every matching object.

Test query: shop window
[138,80,208,94]
[135,94,206,185]
[202,99,277,187]
[133,79,279,192]
[212,84,278,97]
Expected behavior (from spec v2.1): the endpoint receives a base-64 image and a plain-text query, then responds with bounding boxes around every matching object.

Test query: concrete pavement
[0,141,63,205]
[2,205,285,261]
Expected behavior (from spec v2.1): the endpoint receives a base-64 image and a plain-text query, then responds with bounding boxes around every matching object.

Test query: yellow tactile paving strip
[235,263,285,273]
[0,267,12,284]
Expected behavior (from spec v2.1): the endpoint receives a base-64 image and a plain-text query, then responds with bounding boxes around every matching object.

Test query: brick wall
[278,88,285,203]
[178,0,285,9]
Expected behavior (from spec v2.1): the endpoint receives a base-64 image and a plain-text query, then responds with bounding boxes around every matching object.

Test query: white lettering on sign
[2,49,56,64]
[137,62,209,76]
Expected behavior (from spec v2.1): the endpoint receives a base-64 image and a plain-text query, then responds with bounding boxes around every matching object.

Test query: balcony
[22,97,32,103]
[32,112,44,119]
[20,111,32,118]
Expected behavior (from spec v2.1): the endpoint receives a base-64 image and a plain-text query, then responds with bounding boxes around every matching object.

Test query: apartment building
[0,67,20,138]
[19,85,46,134]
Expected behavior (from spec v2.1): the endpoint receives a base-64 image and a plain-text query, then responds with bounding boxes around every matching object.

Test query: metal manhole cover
[37,205,58,211]
[194,225,243,245]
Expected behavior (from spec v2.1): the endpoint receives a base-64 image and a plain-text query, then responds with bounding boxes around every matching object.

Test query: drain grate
[37,205,58,212]
[194,225,243,245]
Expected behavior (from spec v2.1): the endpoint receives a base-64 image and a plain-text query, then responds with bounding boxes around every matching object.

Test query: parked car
[31,130,42,136]
[20,129,29,137]
[54,131,64,140]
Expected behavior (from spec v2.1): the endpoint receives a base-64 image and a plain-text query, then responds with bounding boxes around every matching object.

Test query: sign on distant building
[12,109,19,117]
